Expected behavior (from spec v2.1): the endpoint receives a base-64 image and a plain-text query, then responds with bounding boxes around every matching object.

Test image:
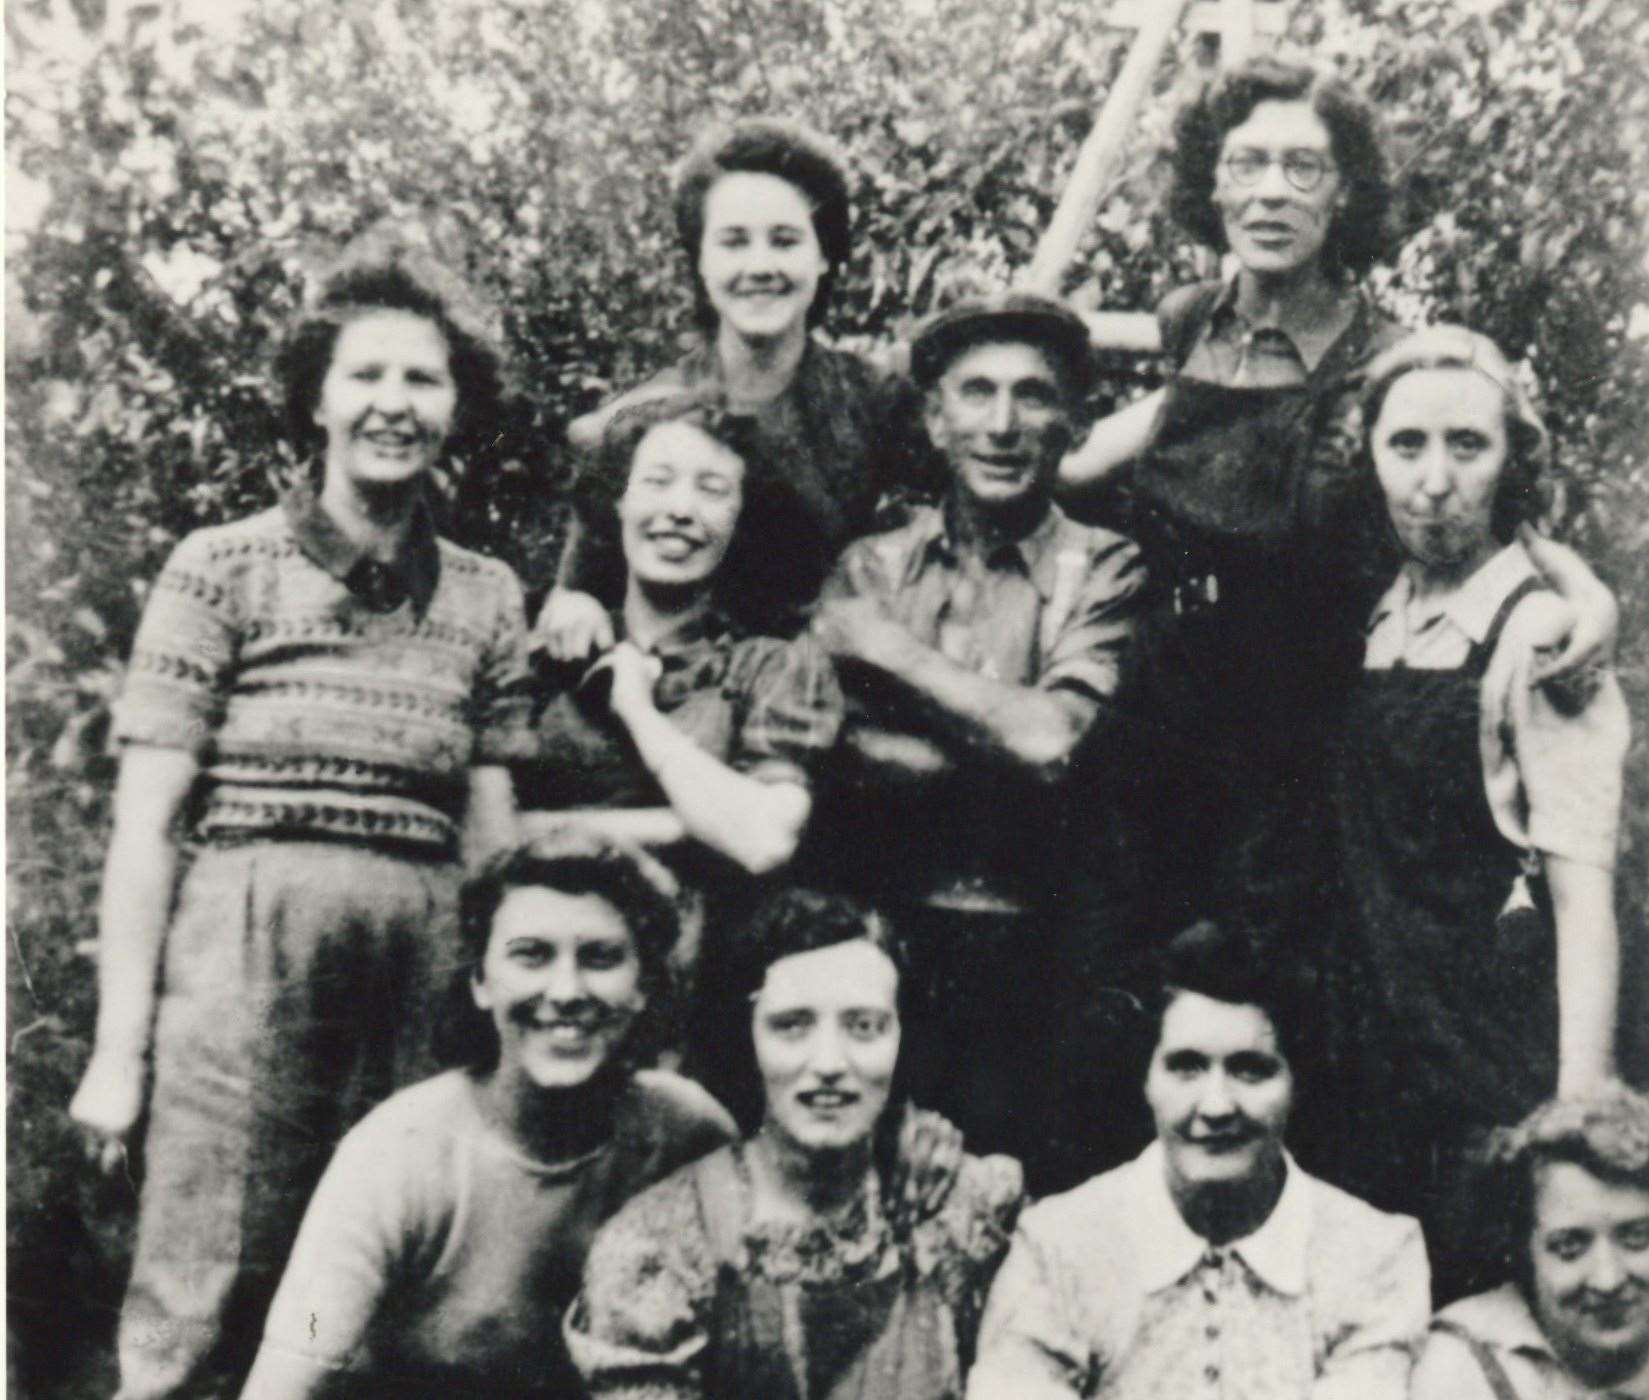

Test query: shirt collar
[1443,1285,1649,1399]
[924,496,1069,600]
[284,485,440,614]
[1209,273,1359,374]
[613,604,737,659]
[1368,541,1537,644]
[1132,1140,1313,1297]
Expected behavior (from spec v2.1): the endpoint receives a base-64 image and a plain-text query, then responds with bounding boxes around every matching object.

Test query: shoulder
[1014,1158,1137,1253]
[842,502,942,569]
[161,506,290,574]
[1304,1170,1425,1270]
[1050,508,1145,573]
[622,1070,738,1164]
[340,1069,478,1158]
[923,1153,1026,1264]
[435,538,524,594]
[584,1146,720,1294]
[1415,1287,1533,1400]
[1154,280,1225,361]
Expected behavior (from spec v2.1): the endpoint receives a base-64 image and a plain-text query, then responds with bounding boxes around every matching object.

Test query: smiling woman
[240,829,738,1400]
[568,887,1025,1400]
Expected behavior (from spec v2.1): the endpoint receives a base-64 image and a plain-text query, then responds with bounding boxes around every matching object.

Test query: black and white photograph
[7,0,1647,1395]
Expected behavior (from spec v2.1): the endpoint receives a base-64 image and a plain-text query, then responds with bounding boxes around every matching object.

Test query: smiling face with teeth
[471,886,646,1093]
[698,171,830,346]
[752,939,900,1158]
[314,309,457,495]
[618,419,746,595]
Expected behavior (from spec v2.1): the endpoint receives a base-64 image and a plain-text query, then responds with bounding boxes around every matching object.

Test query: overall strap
[1157,281,1227,369]
[1431,1321,1525,1400]
[1468,574,1548,679]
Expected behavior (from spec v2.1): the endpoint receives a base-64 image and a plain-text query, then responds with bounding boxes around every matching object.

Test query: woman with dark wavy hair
[1414,1089,1649,1398]
[1055,59,1612,1013]
[67,224,532,1399]
[241,829,737,1399]
[568,887,1024,1400]
[537,116,932,655]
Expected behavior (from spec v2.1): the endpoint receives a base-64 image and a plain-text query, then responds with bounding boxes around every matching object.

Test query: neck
[750,1120,873,1218]
[622,575,713,650]
[715,320,808,405]
[318,471,420,561]
[1403,540,1497,601]
[1233,261,1341,331]
[1169,1153,1288,1247]
[949,483,1052,554]
[481,1059,623,1165]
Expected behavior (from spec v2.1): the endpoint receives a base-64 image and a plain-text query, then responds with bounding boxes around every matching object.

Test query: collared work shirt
[969,1142,1429,1399]
[1416,1284,1649,1400]
[1363,542,1628,871]
[1179,274,1357,389]
[825,501,1144,702]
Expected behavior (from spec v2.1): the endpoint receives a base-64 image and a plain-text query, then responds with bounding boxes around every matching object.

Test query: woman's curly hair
[672,117,853,332]
[274,220,506,467]
[1474,1087,1649,1299]
[1167,58,1392,279]
[435,825,683,1074]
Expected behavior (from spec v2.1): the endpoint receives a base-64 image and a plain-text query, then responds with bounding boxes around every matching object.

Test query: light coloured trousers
[115,840,458,1400]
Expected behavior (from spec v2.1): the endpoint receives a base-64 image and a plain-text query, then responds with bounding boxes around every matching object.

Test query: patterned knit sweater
[112,498,531,853]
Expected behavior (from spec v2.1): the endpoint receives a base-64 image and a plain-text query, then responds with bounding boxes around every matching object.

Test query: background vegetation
[8,0,1646,1391]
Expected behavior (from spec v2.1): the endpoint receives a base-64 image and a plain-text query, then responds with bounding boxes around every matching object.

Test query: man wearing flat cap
[810,284,1147,1192]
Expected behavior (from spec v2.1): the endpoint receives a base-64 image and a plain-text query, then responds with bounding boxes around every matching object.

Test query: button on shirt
[1363,542,1628,871]
[968,1142,1429,1399]
[1416,1284,1649,1400]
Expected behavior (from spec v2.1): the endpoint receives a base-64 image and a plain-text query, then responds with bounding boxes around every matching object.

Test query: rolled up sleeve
[1314,1216,1430,1400]
[730,634,844,788]
[1039,535,1146,703]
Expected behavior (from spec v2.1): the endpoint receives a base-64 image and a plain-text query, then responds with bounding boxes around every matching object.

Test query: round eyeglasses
[1221,149,1337,193]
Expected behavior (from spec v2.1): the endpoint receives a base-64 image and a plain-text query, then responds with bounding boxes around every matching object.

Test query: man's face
[1145,990,1293,1195]
[924,340,1071,511]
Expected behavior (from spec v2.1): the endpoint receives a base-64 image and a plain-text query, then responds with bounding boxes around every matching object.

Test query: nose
[1585,1242,1629,1294]
[543,954,586,1005]
[805,1022,849,1078]
[1197,1070,1237,1119]
[987,390,1019,439]
[371,372,412,417]
[1255,156,1294,200]
[1418,445,1454,500]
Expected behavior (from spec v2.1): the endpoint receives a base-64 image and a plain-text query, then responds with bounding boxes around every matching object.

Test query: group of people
[66,54,1638,1400]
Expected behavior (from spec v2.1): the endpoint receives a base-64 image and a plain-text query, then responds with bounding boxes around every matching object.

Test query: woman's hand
[69,1048,146,1175]
[533,588,615,664]
[888,1104,965,1233]
[598,642,664,724]
[1519,526,1618,686]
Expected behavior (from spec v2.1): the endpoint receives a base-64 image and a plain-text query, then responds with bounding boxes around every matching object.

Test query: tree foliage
[7,0,1647,1390]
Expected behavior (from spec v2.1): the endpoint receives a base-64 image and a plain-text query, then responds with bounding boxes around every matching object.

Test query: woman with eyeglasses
[1055,60,1612,1065]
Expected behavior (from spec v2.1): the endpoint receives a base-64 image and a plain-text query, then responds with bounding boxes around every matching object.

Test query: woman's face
[1529,1160,1649,1384]
[1213,98,1342,281]
[698,171,829,343]
[753,939,900,1157]
[1371,367,1508,574]
[314,309,457,492]
[471,886,645,1091]
[619,420,745,592]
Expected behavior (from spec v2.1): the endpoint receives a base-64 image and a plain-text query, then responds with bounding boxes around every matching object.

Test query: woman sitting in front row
[1414,1088,1649,1400]
[567,888,1025,1400]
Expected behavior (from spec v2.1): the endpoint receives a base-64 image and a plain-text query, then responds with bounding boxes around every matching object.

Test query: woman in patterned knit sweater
[67,227,532,1400]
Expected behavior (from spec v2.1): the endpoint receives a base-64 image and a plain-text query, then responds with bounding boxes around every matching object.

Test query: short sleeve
[968,1214,1095,1400]
[111,531,240,755]
[260,1110,438,1372]
[1482,596,1629,870]
[564,1174,715,1400]
[727,634,843,786]
[1039,534,1146,702]
[473,562,535,766]
[1313,1215,1430,1400]
[1410,1325,1501,1400]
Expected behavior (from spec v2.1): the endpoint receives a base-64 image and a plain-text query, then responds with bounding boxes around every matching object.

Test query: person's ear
[470,968,493,1013]
[922,387,948,454]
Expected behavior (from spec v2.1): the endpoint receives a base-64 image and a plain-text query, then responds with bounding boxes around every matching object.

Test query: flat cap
[909,288,1095,396]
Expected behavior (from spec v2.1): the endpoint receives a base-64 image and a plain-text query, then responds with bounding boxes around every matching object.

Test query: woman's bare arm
[1546,854,1619,1095]
[1058,388,1163,497]
[68,744,197,1170]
